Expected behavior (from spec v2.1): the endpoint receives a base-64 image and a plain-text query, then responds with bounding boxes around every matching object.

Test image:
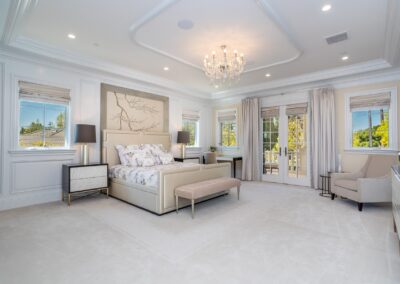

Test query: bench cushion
[175,177,241,200]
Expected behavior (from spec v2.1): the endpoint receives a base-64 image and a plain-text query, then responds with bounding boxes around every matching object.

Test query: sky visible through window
[352,109,386,131]
[20,101,65,127]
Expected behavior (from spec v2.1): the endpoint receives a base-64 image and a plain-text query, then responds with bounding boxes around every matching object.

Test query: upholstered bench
[175,177,241,218]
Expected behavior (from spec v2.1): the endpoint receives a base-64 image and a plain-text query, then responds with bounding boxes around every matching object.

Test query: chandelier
[203,45,245,88]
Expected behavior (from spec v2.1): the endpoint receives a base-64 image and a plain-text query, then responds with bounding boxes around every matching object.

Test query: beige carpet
[0,182,399,284]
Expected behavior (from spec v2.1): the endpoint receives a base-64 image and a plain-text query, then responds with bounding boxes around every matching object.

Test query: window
[182,110,200,147]
[217,109,237,147]
[346,89,397,151]
[18,81,70,149]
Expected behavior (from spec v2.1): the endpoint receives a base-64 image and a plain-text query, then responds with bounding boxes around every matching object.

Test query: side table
[319,174,331,197]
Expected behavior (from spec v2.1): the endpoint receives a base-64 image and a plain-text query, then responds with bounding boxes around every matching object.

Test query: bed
[102,129,231,214]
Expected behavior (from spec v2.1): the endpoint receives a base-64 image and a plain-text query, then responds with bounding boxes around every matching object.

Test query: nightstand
[62,163,108,205]
[174,157,201,164]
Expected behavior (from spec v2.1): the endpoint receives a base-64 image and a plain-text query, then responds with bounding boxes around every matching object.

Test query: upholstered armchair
[331,155,397,211]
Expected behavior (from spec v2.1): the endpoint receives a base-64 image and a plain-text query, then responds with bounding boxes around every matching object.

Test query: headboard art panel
[102,129,171,167]
[100,83,169,133]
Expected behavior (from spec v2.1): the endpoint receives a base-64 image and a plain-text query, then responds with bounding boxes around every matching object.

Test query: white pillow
[115,145,129,166]
[126,149,157,167]
[158,152,174,165]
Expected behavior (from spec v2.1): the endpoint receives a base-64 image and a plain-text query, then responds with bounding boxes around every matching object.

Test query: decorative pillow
[138,144,167,165]
[126,149,157,167]
[126,144,140,151]
[158,152,174,165]
[115,145,129,166]
[140,154,157,167]
[125,150,143,167]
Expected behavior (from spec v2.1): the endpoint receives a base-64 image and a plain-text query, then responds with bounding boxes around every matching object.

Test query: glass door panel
[287,114,307,179]
[262,117,280,176]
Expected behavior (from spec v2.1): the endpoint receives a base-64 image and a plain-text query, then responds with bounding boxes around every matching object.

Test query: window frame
[344,87,398,153]
[182,118,199,148]
[216,108,238,149]
[14,78,72,151]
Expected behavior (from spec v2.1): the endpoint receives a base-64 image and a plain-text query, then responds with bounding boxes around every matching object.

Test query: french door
[262,104,310,186]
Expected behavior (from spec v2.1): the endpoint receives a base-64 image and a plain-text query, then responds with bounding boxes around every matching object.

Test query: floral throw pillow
[115,145,129,166]
[126,149,156,167]
[158,152,174,165]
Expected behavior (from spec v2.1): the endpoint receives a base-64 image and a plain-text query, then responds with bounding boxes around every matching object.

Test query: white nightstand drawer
[70,165,107,180]
[70,176,108,192]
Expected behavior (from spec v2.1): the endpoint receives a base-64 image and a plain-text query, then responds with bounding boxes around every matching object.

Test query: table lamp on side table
[177,131,190,159]
[75,124,96,165]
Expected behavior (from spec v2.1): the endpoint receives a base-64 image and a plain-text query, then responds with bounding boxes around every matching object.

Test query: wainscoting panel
[11,159,73,193]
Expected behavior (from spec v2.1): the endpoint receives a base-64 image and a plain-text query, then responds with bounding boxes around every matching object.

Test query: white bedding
[109,162,199,188]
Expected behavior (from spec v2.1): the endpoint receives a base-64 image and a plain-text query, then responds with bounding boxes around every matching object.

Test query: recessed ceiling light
[163,66,169,71]
[215,85,219,89]
[341,55,349,61]
[321,4,332,12]
[265,73,271,77]
[67,33,76,39]
[177,19,194,30]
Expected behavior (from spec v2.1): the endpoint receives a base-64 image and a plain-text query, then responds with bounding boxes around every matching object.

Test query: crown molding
[1,0,37,44]
[6,37,210,100]
[384,0,400,66]
[129,0,302,73]
[212,59,392,100]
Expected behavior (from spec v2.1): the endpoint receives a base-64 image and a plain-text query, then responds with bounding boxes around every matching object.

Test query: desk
[216,156,242,179]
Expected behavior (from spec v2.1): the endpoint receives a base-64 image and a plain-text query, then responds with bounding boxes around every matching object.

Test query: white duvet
[109,162,199,188]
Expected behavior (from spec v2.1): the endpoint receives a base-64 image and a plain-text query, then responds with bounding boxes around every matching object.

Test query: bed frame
[102,129,231,215]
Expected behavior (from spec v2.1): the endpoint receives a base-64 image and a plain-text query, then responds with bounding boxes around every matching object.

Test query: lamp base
[80,144,89,165]
[181,144,186,159]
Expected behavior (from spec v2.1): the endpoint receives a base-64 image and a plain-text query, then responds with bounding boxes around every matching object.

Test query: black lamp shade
[177,131,190,144]
[75,124,96,143]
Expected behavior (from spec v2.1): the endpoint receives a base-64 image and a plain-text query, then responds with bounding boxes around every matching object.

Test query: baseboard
[0,189,60,211]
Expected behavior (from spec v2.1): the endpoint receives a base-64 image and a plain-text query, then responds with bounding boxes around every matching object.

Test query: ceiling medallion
[203,45,245,88]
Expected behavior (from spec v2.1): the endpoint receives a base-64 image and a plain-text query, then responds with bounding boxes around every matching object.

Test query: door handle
[279,147,282,156]
[285,147,287,156]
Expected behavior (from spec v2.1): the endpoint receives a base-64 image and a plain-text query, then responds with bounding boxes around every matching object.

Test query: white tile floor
[0,182,399,284]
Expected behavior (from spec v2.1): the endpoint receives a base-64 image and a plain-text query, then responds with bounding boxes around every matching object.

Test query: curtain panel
[310,87,336,189]
[241,97,261,181]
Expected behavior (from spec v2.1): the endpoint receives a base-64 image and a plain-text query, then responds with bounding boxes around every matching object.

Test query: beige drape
[241,97,261,181]
[310,87,336,188]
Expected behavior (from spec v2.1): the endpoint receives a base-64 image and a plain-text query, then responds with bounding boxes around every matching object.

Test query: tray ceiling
[132,0,301,72]
[0,0,395,98]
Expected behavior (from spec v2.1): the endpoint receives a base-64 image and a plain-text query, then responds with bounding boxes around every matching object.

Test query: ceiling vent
[325,32,348,45]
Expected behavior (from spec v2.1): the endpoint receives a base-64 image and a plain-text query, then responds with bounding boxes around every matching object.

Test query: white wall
[0,52,212,211]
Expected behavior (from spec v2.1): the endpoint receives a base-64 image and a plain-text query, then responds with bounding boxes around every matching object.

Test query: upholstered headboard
[102,129,171,167]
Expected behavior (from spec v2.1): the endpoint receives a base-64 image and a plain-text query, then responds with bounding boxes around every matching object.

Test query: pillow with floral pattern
[115,145,129,166]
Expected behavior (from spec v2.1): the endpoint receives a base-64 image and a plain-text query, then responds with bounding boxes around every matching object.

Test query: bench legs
[175,195,195,219]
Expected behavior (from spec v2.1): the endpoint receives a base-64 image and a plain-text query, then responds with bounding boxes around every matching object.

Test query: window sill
[219,146,240,150]
[344,148,398,155]
[8,149,76,156]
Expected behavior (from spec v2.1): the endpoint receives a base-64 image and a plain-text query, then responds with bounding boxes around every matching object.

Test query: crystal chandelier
[203,45,245,88]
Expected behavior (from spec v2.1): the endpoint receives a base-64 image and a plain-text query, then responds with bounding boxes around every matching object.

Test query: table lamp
[177,131,190,159]
[75,124,96,165]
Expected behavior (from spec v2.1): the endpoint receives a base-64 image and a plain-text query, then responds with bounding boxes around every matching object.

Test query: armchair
[331,154,397,211]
